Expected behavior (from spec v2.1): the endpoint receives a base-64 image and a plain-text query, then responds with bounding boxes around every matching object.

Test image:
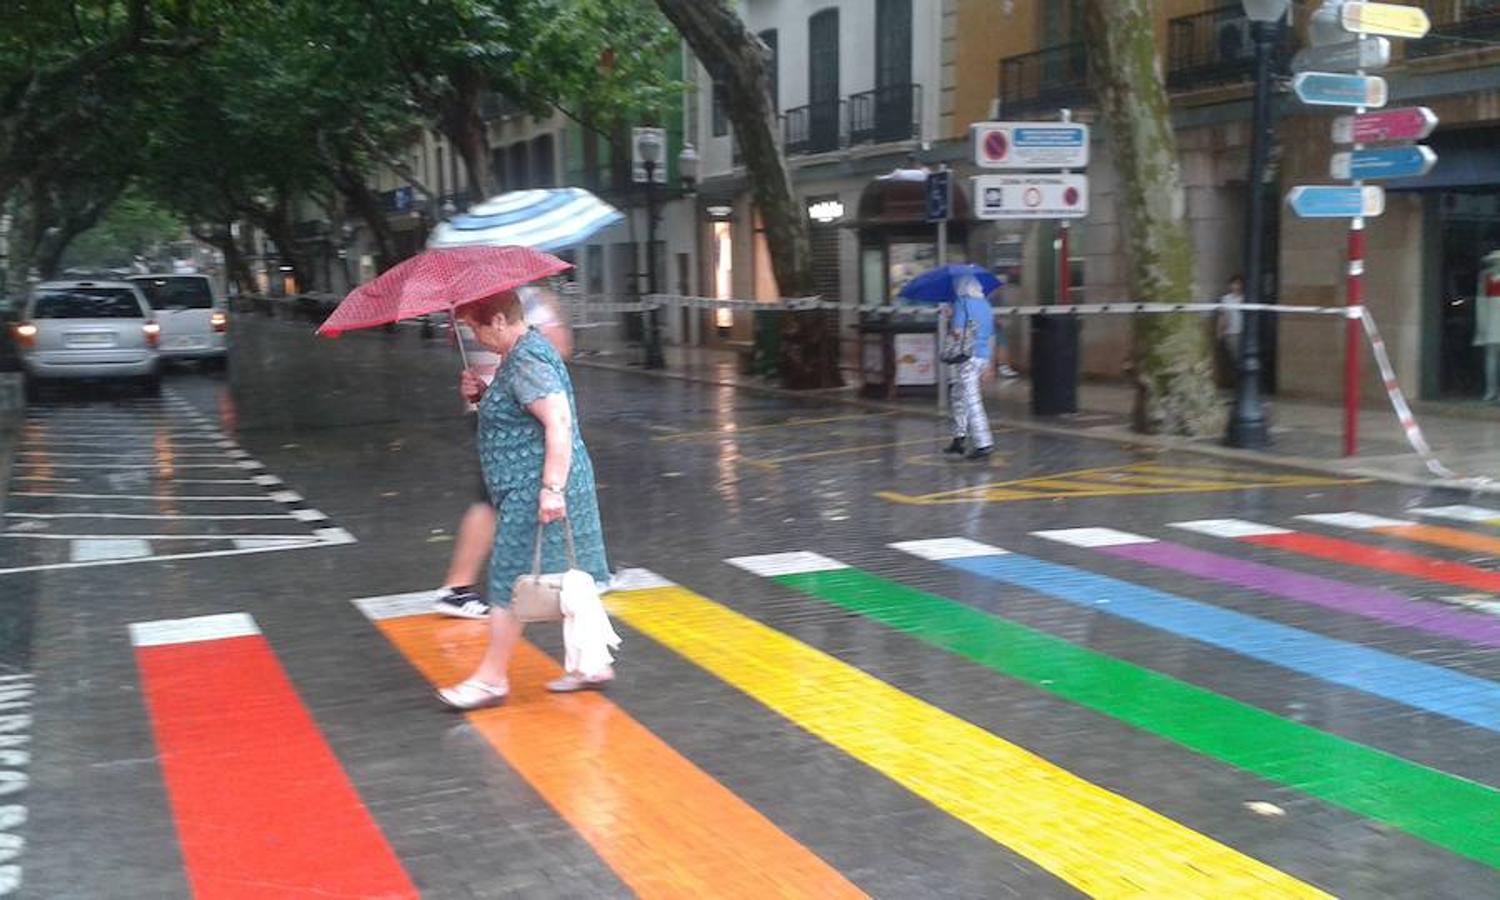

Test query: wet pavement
[4,315,1500,897]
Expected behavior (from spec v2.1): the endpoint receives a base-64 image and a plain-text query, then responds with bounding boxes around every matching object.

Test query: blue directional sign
[1293,71,1388,108]
[1287,185,1386,218]
[926,170,952,223]
[1330,145,1438,181]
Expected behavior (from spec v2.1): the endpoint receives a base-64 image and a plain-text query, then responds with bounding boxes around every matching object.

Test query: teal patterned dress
[477,328,610,605]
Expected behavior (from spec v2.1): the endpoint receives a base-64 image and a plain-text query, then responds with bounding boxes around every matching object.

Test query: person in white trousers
[1476,250,1500,402]
[942,275,995,460]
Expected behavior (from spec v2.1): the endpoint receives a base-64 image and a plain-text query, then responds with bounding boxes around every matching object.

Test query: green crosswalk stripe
[775,567,1500,869]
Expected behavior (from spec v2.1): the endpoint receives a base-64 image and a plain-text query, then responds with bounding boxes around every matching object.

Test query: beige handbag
[509,520,578,623]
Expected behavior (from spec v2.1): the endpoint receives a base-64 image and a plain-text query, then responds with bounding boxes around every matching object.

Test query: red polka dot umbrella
[316,245,571,337]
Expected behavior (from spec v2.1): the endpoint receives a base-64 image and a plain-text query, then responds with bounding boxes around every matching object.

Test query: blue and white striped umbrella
[426,187,623,253]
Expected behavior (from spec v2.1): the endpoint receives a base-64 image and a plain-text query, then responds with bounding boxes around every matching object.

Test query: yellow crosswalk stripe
[879,463,1365,505]
[609,583,1329,898]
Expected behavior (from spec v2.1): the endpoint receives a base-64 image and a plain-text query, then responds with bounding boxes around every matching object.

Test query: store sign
[973,174,1089,220]
[807,199,845,224]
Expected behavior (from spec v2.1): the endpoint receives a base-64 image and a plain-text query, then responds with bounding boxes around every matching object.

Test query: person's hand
[459,369,485,404]
[538,487,567,523]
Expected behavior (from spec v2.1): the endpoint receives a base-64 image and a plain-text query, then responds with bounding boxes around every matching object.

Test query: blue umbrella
[427,187,623,253]
[898,264,1002,304]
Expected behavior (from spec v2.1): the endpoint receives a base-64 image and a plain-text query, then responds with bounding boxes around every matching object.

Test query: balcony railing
[849,83,922,145]
[1409,0,1500,58]
[783,99,844,155]
[997,42,1089,119]
[1166,6,1292,90]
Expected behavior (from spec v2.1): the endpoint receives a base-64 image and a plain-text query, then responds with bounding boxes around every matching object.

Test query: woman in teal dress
[438,290,611,710]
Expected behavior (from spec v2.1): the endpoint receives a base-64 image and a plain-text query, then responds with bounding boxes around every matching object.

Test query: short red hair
[458,290,524,326]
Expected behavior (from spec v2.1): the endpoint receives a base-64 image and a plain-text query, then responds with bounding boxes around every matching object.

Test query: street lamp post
[638,130,665,369]
[1226,0,1288,449]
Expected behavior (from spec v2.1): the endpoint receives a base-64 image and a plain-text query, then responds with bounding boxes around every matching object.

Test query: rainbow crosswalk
[125,503,1500,897]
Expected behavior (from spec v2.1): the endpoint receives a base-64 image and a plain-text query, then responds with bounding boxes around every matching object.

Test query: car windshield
[134,277,214,309]
[31,289,145,319]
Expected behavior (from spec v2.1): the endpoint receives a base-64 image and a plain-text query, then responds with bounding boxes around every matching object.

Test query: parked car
[128,274,228,369]
[11,280,162,398]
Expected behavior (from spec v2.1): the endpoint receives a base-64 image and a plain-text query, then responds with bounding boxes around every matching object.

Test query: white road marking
[14,463,243,469]
[268,490,303,504]
[725,551,848,577]
[0,538,353,577]
[1032,528,1157,548]
[889,537,1007,560]
[10,492,274,501]
[607,568,675,591]
[1296,512,1408,530]
[69,539,151,562]
[352,591,439,621]
[1168,519,1293,539]
[289,509,328,522]
[1410,504,1500,523]
[252,475,283,487]
[130,612,259,647]
[6,533,327,542]
[232,537,320,550]
[7,512,296,521]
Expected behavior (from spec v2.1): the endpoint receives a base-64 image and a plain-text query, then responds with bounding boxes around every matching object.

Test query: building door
[875,0,912,142]
[808,9,840,152]
[1435,191,1500,398]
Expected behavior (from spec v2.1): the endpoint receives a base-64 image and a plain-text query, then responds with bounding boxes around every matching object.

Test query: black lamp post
[1226,0,1287,449]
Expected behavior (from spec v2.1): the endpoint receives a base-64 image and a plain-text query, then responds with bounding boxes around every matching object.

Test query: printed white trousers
[949,358,992,448]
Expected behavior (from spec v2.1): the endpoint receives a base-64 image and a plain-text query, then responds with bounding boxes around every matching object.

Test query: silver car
[128,274,229,368]
[12,280,162,398]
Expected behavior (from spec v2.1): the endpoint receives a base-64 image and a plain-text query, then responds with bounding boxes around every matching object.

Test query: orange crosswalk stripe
[374,613,865,899]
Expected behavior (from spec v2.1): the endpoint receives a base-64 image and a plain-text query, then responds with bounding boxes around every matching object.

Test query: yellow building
[943,0,1500,405]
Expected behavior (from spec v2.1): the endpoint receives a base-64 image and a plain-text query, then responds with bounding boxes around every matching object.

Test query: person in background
[942,274,996,460]
[992,272,1019,379]
[432,284,574,619]
[1475,250,1500,401]
[1216,275,1245,387]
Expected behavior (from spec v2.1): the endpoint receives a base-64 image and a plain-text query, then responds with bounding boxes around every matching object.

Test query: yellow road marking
[744,439,953,469]
[880,463,1367,506]
[654,412,896,443]
[609,585,1329,899]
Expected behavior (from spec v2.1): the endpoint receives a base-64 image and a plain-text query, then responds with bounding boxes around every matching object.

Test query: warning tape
[1357,308,1469,483]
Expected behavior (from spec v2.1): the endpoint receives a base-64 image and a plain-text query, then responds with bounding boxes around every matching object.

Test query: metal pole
[1226,18,1275,449]
[937,165,951,412]
[1344,28,1368,458]
[644,160,665,369]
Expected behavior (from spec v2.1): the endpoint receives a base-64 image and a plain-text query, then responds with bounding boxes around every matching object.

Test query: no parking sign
[972,122,1090,169]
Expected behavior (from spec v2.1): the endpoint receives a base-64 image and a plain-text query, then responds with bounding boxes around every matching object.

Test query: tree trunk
[653,0,841,389]
[1084,0,1222,436]
[194,224,255,294]
[329,152,397,273]
[436,67,494,203]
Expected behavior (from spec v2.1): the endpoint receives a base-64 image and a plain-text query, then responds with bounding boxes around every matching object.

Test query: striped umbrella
[427,187,624,253]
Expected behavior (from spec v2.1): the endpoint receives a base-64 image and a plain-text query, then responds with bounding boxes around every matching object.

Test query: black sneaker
[966,445,994,460]
[943,438,966,455]
[433,586,490,619]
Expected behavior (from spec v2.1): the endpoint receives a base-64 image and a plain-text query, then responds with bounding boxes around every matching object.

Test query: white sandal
[546,670,614,694]
[437,678,509,710]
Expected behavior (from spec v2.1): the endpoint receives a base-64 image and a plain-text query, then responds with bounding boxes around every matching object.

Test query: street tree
[60,190,182,272]
[1083,0,1223,435]
[652,0,841,389]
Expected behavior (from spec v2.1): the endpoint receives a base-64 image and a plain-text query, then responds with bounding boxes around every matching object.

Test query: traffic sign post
[1292,71,1388,108]
[972,122,1090,169]
[926,170,952,224]
[1291,36,1390,73]
[1331,106,1438,144]
[972,175,1089,220]
[1340,2,1432,39]
[1329,145,1437,180]
[1287,185,1386,218]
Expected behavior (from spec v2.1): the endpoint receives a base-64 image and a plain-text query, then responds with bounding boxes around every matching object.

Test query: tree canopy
[2,0,678,284]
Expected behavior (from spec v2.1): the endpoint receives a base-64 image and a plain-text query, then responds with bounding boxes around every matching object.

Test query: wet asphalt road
[3,314,1500,898]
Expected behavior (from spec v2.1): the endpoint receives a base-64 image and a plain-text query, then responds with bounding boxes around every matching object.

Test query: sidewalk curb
[0,373,23,514]
[572,358,1493,497]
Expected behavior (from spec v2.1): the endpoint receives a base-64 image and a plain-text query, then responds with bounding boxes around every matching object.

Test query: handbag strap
[530,518,579,576]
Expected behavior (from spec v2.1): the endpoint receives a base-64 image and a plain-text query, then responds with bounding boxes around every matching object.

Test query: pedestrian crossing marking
[1412,505,1500,525]
[1043,526,1500,651]
[878,463,1364,505]
[757,557,1500,869]
[360,603,863,898]
[1299,511,1500,558]
[609,579,1328,897]
[895,540,1500,734]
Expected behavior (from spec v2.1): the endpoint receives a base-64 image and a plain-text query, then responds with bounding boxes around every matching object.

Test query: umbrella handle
[449,301,480,414]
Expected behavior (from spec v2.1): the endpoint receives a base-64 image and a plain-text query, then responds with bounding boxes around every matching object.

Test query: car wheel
[141,375,162,397]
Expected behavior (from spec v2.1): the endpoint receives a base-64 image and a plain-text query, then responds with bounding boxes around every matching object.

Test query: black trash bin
[1030,315,1080,416]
